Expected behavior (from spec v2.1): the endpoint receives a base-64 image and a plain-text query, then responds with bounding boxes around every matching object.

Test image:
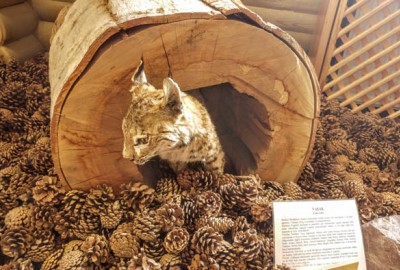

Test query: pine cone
[156,203,184,232]
[70,211,101,240]
[191,226,223,255]
[213,241,236,267]
[189,253,220,270]
[0,258,34,270]
[4,204,33,229]
[164,227,190,254]
[81,234,109,265]
[86,184,115,215]
[327,188,347,199]
[263,181,285,198]
[156,178,182,201]
[109,222,140,258]
[237,179,259,208]
[326,139,357,158]
[159,253,181,269]
[195,216,234,234]
[342,180,366,199]
[309,182,330,198]
[232,229,261,262]
[58,249,87,270]
[321,173,343,189]
[1,227,33,258]
[181,198,199,230]
[120,181,155,211]
[232,216,252,239]
[100,200,123,229]
[177,169,219,191]
[32,176,65,206]
[302,191,321,200]
[371,172,395,192]
[196,191,222,217]
[219,183,241,209]
[25,230,56,263]
[250,197,272,223]
[143,238,166,261]
[129,251,162,269]
[133,210,162,242]
[282,182,302,199]
[217,173,237,186]
[381,192,400,213]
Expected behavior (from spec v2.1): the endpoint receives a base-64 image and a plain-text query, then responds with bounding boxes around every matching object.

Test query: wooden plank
[0,2,38,44]
[246,5,318,34]
[242,0,322,14]
[30,0,71,22]
[310,0,341,78]
[328,55,400,100]
[0,34,44,62]
[34,20,53,50]
[353,84,400,113]
[0,0,24,9]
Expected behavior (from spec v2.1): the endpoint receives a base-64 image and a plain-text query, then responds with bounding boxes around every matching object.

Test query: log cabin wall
[0,0,74,62]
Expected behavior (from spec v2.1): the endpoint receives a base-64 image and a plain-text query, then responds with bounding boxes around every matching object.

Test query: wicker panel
[322,0,400,119]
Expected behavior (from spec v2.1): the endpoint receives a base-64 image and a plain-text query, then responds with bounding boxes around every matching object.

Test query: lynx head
[122,60,184,164]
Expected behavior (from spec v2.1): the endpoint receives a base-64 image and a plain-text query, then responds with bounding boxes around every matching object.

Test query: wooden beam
[242,0,322,14]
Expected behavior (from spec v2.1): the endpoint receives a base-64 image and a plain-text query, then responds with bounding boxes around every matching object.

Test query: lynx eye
[134,135,149,146]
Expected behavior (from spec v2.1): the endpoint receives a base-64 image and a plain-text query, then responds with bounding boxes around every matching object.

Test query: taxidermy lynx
[122,60,225,174]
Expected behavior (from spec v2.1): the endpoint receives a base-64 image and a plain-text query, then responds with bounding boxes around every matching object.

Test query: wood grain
[49,0,319,191]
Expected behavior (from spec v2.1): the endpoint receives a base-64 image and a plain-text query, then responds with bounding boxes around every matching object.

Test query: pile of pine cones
[0,56,399,269]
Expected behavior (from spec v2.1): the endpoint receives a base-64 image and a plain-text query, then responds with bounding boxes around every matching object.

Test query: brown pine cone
[57,249,86,270]
[321,173,343,189]
[181,198,199,230]
[177,169,219,191]
[195,216,234,234]
[109,222,140,258]
[100,200,123,229]
[250,197,272,223]
[196,191,222,217]
[313,155,336,177]
[86,184,115,215]
[164,227,190,254]
[237,179,259,208]
[326,139,357,158]
[189,253,220,270]
[298,162,315,181]
[219,183,241,209]
[359,206,378,224]
[133,210,162,242]
[0,191,18,217]
[25,230,56,263]
[232,216,252,239]
[143,238,166,261]
[120,181,155,211]
[302,191,321,200]
[32,176,65,206]
[371,172,395,192]
[213,241,236,267]
[129,252,162,269]
[381,192,400,213]
[342,180,366,199]
[191,226,224,256]
[156,202,184,232]
[327,188,348,199]
[156,178,182,201]
[159,253,181,269]
[309,182,330,198]
[1,227,33,258]
[60,190,87,216]
[81,234,109,265]
[31,206,57,231]
[232,229,261,262]
[258,235,274,266]
[217,173,237,186]
[4,204,33,229]
[8,173,40,199]
[68,210,101,240]
[282,182,302,200]
[263,181,285,197]
[0,258,34,270]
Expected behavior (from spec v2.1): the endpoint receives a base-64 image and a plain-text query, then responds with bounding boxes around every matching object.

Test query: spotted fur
[122,61,225,174]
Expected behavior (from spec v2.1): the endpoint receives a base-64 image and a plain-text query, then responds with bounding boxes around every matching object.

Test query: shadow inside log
[137,83,271,187]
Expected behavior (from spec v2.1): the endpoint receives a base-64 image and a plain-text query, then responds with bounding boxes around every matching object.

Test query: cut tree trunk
[49,0,320,192]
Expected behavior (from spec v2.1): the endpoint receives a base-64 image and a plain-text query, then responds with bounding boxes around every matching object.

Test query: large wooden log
[49,0,320,191]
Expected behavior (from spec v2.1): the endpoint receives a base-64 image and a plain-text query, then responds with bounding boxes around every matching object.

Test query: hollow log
[49,0,320,192]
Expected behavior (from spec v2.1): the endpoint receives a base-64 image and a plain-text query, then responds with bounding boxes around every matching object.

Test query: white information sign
[273,199,366,270]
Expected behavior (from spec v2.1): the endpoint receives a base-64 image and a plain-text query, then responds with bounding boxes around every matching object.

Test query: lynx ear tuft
[131,59,147,85]
[163,77,183,114]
